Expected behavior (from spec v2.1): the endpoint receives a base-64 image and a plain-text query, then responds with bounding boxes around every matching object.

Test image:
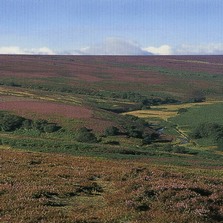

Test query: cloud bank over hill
[175,43,223,55]
[143,45,173,55]
[69,42,223,55]
[0,46,55,55]
[143,43,223,55]
[1,38,223,55]
[73,38,152,55]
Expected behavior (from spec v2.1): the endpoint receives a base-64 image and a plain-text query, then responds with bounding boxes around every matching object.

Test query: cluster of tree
[99,103,144,114]
[104,115,159,144]
[100,91,179,106]
[190,122,223,143]
[0,111,161,146]
[141,97,179,106]
[73,126,120,144]
[99,94,180,114]
[104,91,147,103]
[0,112,60,133]
[72,115,160,146]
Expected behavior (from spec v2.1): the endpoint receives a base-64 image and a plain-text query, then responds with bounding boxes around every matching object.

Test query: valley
[1,55,223,222]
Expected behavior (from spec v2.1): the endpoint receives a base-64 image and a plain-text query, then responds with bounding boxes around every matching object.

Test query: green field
[169,102,223,128]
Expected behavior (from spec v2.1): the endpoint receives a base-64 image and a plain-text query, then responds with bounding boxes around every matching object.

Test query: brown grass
[125,110,177,120]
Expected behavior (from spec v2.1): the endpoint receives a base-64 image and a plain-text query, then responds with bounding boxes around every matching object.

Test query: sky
[0,0,223,55]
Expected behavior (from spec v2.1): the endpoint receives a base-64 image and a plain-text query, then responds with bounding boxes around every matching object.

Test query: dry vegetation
[1,147,223,223]
[125,110,177,120]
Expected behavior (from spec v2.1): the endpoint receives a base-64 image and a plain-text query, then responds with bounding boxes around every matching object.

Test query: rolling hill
[1,55,223,222]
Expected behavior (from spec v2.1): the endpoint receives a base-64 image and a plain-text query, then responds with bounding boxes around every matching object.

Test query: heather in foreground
[1,147,223,223]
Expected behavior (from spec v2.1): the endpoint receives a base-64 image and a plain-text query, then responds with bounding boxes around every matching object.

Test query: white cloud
[0,46,24,54]
[143,45,173,55]
[2,41,223,56]
[0,39,151,55]
[0,46,55,55]
[143,43,223,55]
[175,43,223,55]
[76,37,152,55]
[27,47,55,55]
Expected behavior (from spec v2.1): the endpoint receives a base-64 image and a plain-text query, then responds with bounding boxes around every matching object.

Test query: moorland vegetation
[1,55,223,222]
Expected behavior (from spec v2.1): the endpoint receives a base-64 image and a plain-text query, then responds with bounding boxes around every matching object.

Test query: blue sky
[0,0,223,55]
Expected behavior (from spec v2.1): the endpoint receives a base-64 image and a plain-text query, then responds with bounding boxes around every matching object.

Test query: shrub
[104,140,120,145]
[142,135,152,145]
[32,120,48,132]
[0,113,25,131]
[76,127,98,143]
[32,120,60,133]
[22,119,32,130]
[189,90,206,103]
[43,124,61,133]
[163,144,173,152]
[0,112,61,133]
[177,108,188,114]
[191,123,223,142]
[127,129,143,138]
[104,126,119,136]
[172,146,189,154]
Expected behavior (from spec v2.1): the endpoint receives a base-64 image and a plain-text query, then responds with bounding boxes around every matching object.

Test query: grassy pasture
[169,102,223,147]
[125,101,223,147]
[169,102,223,128]
[126,101,222,120]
